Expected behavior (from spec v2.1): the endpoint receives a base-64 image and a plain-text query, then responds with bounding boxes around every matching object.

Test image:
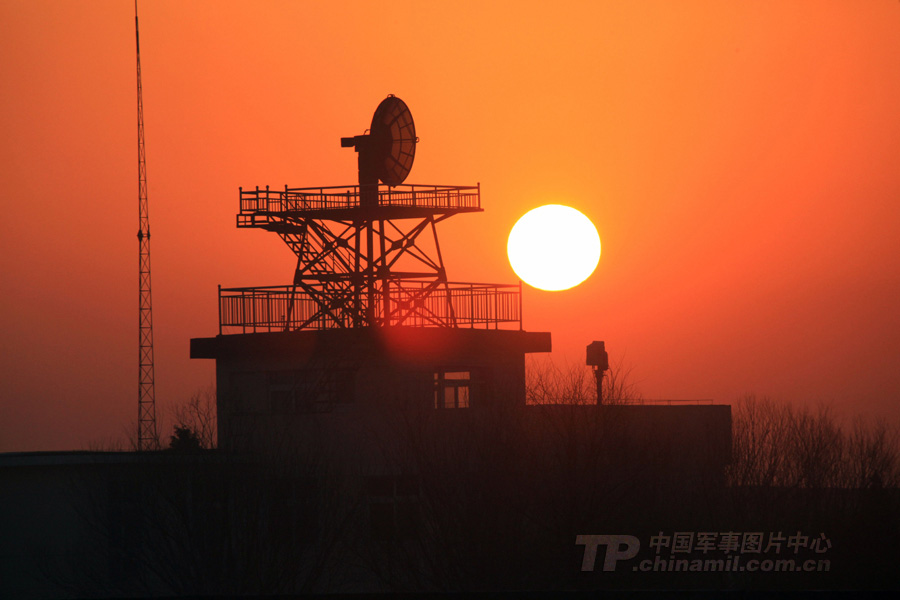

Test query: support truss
[278,214,454,329]
[224,183,521,332]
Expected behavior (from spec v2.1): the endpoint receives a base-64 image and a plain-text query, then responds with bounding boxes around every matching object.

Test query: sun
[507,204,601,291]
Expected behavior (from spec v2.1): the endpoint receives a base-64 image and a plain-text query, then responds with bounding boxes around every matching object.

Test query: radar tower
[224,95,522,333]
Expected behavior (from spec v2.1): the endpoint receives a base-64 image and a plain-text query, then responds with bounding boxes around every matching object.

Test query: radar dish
[370,95,417,186]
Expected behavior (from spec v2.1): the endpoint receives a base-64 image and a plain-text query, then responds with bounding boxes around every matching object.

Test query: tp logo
[576,535,640,571]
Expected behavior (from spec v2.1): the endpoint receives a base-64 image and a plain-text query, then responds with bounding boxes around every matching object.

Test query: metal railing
[218,280,521,334]
[238,183,480,221]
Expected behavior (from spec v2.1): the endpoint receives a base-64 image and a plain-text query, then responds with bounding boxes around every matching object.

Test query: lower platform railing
[218,281,522,334]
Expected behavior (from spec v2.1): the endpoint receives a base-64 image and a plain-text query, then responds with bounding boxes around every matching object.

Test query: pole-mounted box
[586,340,609,371]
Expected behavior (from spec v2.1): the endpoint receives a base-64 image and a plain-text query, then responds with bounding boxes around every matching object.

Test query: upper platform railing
[238,183,481,226]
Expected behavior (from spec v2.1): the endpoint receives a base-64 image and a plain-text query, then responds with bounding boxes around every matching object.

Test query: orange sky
[2,0,899,451]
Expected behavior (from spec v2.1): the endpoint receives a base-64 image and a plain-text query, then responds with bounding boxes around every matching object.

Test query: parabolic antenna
[341,95,418,188]
[370,95,417,186]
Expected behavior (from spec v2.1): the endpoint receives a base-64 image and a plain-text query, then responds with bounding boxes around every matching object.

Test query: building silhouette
[17,98,876,597]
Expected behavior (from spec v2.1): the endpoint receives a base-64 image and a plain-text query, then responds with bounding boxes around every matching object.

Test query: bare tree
[727,395,900,489]
[525,354,641,406]
[843,416,900,488]
[169,385,217,450]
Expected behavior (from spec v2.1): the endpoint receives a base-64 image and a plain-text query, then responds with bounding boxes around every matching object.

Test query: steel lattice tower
[136,3,158,450]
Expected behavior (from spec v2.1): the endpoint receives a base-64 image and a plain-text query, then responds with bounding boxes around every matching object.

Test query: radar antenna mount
[341,94,418,200]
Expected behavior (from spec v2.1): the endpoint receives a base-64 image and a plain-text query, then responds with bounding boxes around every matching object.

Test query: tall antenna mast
[136,1,158,450]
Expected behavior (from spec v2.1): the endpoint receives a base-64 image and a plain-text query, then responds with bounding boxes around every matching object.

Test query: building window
[434,370,471,409]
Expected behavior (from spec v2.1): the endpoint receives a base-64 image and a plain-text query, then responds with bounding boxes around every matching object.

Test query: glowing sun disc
[507,204,601,291]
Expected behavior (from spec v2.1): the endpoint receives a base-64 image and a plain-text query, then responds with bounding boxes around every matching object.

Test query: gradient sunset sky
[1,0,899,451]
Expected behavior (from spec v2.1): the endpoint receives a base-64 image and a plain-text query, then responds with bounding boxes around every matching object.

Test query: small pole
[586,341,609,406]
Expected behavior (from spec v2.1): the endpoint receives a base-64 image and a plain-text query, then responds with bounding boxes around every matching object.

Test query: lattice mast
[135,2,158,450]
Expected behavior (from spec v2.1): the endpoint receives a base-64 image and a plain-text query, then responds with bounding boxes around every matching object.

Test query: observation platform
[217,281,522,334]
[237,183,481,229]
